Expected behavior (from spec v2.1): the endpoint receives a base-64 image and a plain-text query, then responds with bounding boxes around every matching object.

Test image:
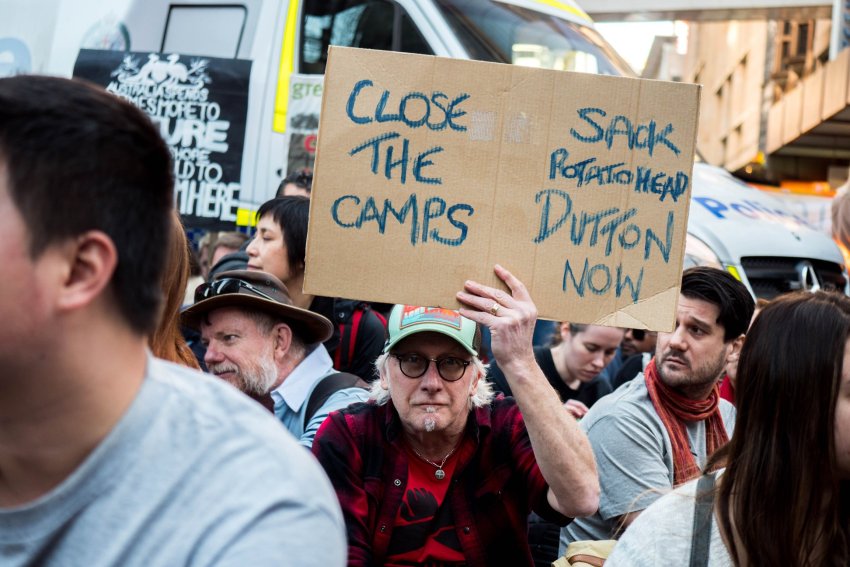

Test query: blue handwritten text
[331,193,474,247]
[349,132,443,185]
[346,79,469,132]
[534,189,674,263]
[563,258,644,302]
[549,150,689,203]
[569,107,681,157]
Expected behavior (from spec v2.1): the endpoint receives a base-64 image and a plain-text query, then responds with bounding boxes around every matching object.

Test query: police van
[688,162,846,297]
[2,0,845,297]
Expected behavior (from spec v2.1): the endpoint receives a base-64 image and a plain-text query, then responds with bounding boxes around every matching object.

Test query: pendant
[435,469,446,480]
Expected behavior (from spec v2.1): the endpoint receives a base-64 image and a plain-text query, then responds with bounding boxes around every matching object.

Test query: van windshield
[435,0,633,76]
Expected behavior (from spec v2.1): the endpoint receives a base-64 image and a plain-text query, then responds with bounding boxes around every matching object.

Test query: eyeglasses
[195,278,277,303]
[392,353,471,382]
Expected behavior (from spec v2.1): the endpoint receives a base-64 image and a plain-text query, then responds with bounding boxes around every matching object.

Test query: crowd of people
[1,75,848,567]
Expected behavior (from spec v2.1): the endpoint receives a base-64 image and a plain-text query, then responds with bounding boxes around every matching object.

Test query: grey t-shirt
[0,356,346,567]
[605,473,732,566]
[561,375,735,549]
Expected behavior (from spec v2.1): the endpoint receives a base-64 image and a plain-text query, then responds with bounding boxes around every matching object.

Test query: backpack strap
[372,309,387,327]
[689,472,717,567]
[304,372,369,429]
[332,300,364,370]
[347,308,364,364]
[333,323,346,369]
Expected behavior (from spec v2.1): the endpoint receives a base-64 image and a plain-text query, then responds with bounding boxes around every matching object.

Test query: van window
[300,0,433,74]
[162,6,247,58]
[435,0,632,76]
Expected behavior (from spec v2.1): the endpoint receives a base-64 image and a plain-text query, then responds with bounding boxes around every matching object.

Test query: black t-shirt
[486,345,612,407]
[611,353,646,390]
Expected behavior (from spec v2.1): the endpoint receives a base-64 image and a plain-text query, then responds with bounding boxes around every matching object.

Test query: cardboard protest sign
[305,47,699,330]
[74,49,251,230]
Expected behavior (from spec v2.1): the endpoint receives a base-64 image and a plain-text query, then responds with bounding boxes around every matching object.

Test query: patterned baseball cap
[383,305,481,356]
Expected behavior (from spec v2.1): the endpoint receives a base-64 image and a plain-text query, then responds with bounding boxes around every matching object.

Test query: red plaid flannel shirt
[312,397,571,566]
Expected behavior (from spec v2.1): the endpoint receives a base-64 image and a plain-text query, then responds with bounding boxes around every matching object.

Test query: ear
[379,360,390,391]
[726,334,745,365]
[559,322,571,340]
[272,323,293,360]
[55,231,118,313]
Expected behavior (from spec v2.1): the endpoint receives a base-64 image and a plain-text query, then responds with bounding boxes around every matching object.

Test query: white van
[687,162,847,298]
[2,0,846,297]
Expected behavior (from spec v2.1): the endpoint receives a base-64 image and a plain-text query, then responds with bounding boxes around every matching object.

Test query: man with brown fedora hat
[183,270,370,447]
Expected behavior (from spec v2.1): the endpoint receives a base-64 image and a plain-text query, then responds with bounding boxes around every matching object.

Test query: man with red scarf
[561,267,754,549]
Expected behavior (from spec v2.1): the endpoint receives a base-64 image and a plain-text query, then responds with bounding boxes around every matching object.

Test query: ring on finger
[489,302,501,316]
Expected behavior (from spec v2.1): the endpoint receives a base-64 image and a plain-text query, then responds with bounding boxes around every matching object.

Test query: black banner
[74,49,252,230]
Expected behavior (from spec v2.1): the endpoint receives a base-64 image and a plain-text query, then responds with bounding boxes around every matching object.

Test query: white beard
[423,405,437,432]
[241,355,279,395]
[210,354,279,395]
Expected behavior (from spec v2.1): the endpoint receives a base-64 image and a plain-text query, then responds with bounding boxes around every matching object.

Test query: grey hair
[370,352,494,408]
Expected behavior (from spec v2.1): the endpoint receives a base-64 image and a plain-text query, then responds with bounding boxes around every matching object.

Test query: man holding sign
[312,265,598,566]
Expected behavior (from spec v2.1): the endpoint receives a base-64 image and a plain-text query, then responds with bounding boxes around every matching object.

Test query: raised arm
[456,264,599,517]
